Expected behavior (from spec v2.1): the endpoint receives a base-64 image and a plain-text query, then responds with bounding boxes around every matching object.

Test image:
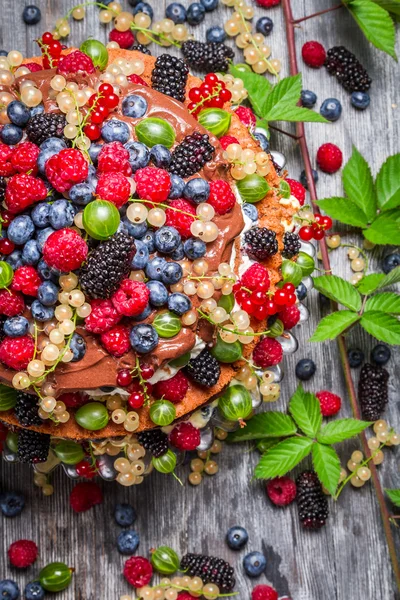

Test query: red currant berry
[84,123,101,141]
[42,32,53,44]
[286,293,297,306]
[105,93,119,109]
[232,282,241,293]
[242,298,255,315]
[88,93,99,107]
[42,56,58,69]
[91,105,109,123]
[312,227,325,241]
[205,73,218,84]
[299,226,314,241]
[211,97,224,108]
[283,283,295,293]
[189,87,201,102]
[321,215,332,230]
[0,210,14,227]
[117,369,133,387]
[220,88,232,102]
[274,290,288,306]
[314,214,323,224]
[200,83,212,96]
[140,363,154,380]
[265,300,278,315]
[128,392,145,410]
[253,304,268,320]
[236,290,250,305]
[0,238,15,255]
[76,460,97,479]
[49,40,62,57]
[99,83,113,96]
[256,281,270,293]
[251,290,266,306]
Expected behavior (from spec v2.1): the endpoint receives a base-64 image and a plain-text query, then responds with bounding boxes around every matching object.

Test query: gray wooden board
[0,1,399,599]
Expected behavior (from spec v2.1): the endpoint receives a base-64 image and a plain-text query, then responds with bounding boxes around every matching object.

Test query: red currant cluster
[83,83,120,141]
[37,32,62,69]
[299,214,333,241]
[75,459,98,479]
[234,281,297,321]
[116,363,154,410]
[188,74,232,115]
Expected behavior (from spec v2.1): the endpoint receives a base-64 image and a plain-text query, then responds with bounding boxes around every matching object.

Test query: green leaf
[364,211,400,245]
[313,274,362,311]
[378,265,400,289]
[263,74,302,115]
[264,105,328,123]
[347,0,397,58]
[310,311,361,342]
[356,273,386,295]
[312,443,341,496]
[254,437,313,479]
[317,418,371,445]
[361,310,400,344]
[289,385,322,438]
[371,0,400,17]
[342,147,376,221]
[317,197,369,228]
[376,154,400,211]
[229,65,272,118]
[365,293,400,314]
[227,412,297,442]
[385,488,400,507]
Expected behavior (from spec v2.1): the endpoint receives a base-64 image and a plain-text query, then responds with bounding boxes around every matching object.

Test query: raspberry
[123,556,153,587]
[207,180,236,215]
[57,391,88,409]
[219,135,239,150]
[111,279,150,317]
[0,144,15,177]
[165,199,196,238]
[97,141,131,175]
[266,476,297,507]
[241,263,270,291]
[11,266,41,297]
[95,172,131,209]
[8,540,38,568]
[235,105,256,129]
[45,148,88,192]
[127,74,148,86]
[57,50,95,75]
[316,390,342,417]
[178,594,197,600]
[153,371,189,403]
[85,299,122,333]
[11,142,40,174]
[69,482,103,513]
[100,324,131,357]
[43,228,88,272]
[302,41,326,68]
[316,143,343,174]
[0,335,35,370]
[285,178,306,205]
[253,337,283,368]
[252,585,279,600]
[278,305,300,330]
[23,62,43,72]
[169,422,201,451]
[5,173,47,214]
[0,290,25,317]
[255,0,280,7]
[134,167,171,203]
[109,28,135,49]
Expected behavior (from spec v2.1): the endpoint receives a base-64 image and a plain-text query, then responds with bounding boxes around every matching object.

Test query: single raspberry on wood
[45,148,88,192]
[253,337,283,368]
[85,299,122,334]
[5,173,47,214]
[0,335,35,370]
[241,263,270,291]
[316,143,343,174]
[302,41,326,68]
[165,199,196,238]
[278,305,300,330]
[219,135,239,150]
[169,422,201,451]
[109,28,135,49]
[252,585,279,600]
[286,178,306,205]
[100,324,131,357]
[8,540,38,568]
[43,228,88,272]
[111,280,150,317]
[0,289,25,317]
[153,371,189,403]
[57,50,95,75]
[70,482,103,513]
[235,105,256,129]
[0,144,16,176]
[97,141,131,175]
[207,179,236,215]
[11,266,41,297]
[134,167,171,203]
[11,141,40,174]
[266,476,296,507]
[123,556,153,587]
[316,390,342,417]
[96,172,131,208]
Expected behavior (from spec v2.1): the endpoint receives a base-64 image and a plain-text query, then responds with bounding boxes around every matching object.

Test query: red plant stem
[282,0,400,591]
[269,124,302,140]
[291,3,343,24]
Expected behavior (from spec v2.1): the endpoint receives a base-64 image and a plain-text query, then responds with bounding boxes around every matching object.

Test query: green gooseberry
[296,251,315,277]
[169,352,191,368]
[153,311,181,338]
[135,118,176,148]
[151,545,180,575]
[268,319,284,338]
[0,261,13,289]
[54,441,84,465]
[6,431,18,453]
[39,562,73,592]
[218,293,234,313]
[218,384,252,423]
[234,63,252,73]
[198,108,231,137]
[80,39,108,70]
[83,200,120,241]
[0,384,17,411]
[281,259,303,287]
[149,400,176,426]
[210,335,242,364]
[152,449,177,474]
[236,174,270,204]
[75,402,109,431]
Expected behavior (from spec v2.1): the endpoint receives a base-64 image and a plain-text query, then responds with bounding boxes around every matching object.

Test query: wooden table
[1,1,399,599]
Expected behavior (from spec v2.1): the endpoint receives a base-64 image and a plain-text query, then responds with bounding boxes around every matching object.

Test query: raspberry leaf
[342,147,376,221]
[356,273,386,295]
[347,0,397,58]
[365,211,400,245]
[254,437,313,479]
[376,154,400,211]
[313,274,362,312]
[229,65,272,117]
[317,418,372,445]
[227,412,297,442]
[263,105,328,124]
[378,265,400,289]
[371,0,400,17]
[316,197,369,228]
[385,488,400,508]
[289,384,322,438]
[262,75,328,123]
[312,443,341,496]
[360,310,400,344]
[310,311,361,342]
[365,292,400,314]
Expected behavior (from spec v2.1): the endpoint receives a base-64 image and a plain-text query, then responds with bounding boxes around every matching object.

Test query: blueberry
[37,138,67,173]
[256,16,273,36]
[226,526,248,550]
[6,250,23,270]
[243,551,266,577]
[320,98,342,122]
[122,94,148,119]
[7,215,35,245]
[154,226,181,254]
[0,50,7,57]
[101,119,130,144]
[7,100,31,127]
[38,280,58,306]
[128,0,141,5]
[70,333,87,362]
[161,261,183,285]
[183,237,206,260]
[200,0,218,10]
[37,258,60,282]
[133,2,153,18]
[169,174,185,199]
[0,491,25,517]
[371,344,391,366]
[130,323,159,353]
[295,358,316,380]
[206,26,226,43]
[167,292,191,316]
[301,90,317,108]
[242,203,258,222]
[24,582,45,600]
[131,239,149,270]
[351,91,370,110]
[49,199,76,229]
[125,141,150,172]
[253,132,269,152]
[36,227,55,252]
[270,150,286,171]
[382,252,400,274]
[0,580,20,600]
[146,256,167,281]
[150,144,171,169]
[166,2,187,24]
[22,4,41,24]
[30,300,54,322]
[147,280,169,307]
[141,230,155,253]
[69,182,95,206]
[117,529,140,555]
[88,142,102,165]
[347,348,364,368]
[31,203,50,228]
[0,124,23,145]
[300,169,318,189]
[296,282,307,301]
[114,502,137,526]
[132,303,152,321]
[318,292,330,308]
[30,105,44,117]
[122,219,148,240]
[187,2,205,24]
[171,243,185,261]
[22,240,41,266]
[183,178,210,204]
[4,316,29,337]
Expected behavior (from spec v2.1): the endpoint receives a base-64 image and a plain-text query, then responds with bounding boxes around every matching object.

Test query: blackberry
[181,40,234,73]
[17,428,50,464]
[14,392,42,427]
[80,231,135,299]
[26,113,67,146]
[185,348,220,388]
[244,227,278,260]
[137,429,168,457]
[325,46,372,93]
[282,231,301,258]
[151,54,189,103]
[169,131,215,178]
[132,44,151,55]
[296,471,329,529]
[358,363,389,421]
[180,553,235,593]
[0,176,6,202]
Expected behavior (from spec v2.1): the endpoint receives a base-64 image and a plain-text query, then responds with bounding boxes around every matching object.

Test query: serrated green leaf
[361,310,400,344]
[266,105,328,123]
[376,154,400,211]
[310,311,361,342]
[342,147,376,221]
[378,266,400,288]
[385,488,400,507]
[262,74,303,121]
[313,275,362,311]
[289,385,322,438]
[317,197,369,228]
[347,0,397,58]
[317,418,371,445]
[312,443,341,496]
[229,66,272,118]
[227,411,297,443]
[365,293,400,314]
[356,273,386,295]
[364,211,400,245]
[371,0,400,17]
[254,437,313,479]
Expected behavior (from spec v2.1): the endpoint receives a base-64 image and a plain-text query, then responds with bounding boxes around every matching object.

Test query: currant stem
[334,442,386,501]
[130,24,181,48]
[291,4,344,25]
[235,7,279,79]
[269,124,301,141]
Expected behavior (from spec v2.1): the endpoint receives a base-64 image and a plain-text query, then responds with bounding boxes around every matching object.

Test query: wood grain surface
[0,1,399,599]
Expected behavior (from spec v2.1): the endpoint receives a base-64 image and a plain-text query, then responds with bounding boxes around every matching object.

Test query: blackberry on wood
[180,553,235,593]
[185,348,220,388]
[14,392,42,427]
[282,232,301,259]
[325,46,372,93]
[169,131,215,178]
[358,363,389,421]
[151,54,189,103]
[17,428,50,464]
[0,176,6,202]
[137,429,168,457]
[132,44,152,55]
[296,470,329,529]
[244,227,278,260]
[26,113,67,146]
[181,40,234,73]
[80,231,135,299]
